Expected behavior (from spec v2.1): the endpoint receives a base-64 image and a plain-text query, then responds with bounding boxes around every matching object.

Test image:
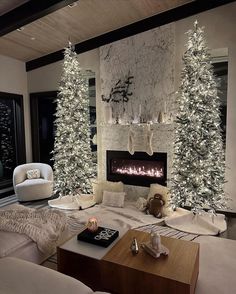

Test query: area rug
[0,194,50,209]
[136,223,200,241]
[41,254,57,270]
[0,195,18,208]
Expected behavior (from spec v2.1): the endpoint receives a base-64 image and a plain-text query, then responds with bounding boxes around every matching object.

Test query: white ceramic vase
[104,105,113,124]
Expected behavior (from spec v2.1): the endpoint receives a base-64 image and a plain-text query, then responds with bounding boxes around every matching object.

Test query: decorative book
[77,226,119,248]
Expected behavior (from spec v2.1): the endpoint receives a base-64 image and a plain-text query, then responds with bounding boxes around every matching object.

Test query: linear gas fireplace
[106,151,167,187]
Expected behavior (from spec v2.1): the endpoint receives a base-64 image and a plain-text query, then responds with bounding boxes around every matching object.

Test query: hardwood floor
[220,217,236,240]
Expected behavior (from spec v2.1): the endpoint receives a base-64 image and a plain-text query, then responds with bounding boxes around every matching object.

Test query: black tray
[77,226,119,248]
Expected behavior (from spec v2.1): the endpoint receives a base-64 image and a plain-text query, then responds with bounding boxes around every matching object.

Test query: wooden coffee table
[57,229,199,294]
[101,229,199,294]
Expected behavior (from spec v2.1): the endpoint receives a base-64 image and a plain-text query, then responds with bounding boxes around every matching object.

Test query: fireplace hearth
[106,151,167,187]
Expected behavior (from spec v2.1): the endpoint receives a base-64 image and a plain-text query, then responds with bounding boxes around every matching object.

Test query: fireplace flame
[115,166,163,178]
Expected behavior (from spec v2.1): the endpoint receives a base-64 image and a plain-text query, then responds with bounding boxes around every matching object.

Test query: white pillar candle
[164,101,167,113]
[104,105,113,124]
[139,104,142,117]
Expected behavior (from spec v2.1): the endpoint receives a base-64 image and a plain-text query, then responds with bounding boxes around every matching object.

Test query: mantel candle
[164,101,167,113]
[139,104,142,117]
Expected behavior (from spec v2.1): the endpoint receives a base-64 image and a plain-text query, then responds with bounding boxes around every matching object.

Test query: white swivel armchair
[13,163,53,202]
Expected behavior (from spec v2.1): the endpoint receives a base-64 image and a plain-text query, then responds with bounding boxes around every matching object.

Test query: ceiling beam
[0,0,76,37]
[26,0,236,72]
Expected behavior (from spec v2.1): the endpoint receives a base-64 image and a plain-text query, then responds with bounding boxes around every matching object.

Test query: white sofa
[1,236,236,294]
[0,257,109,294]
[195,235,236,294]
[13,163,53,201]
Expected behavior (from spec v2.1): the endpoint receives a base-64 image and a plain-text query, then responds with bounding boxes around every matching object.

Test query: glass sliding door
[0,92,25,195]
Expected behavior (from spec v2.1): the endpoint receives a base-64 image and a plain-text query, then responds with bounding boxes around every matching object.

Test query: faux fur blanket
[0,205,67,254]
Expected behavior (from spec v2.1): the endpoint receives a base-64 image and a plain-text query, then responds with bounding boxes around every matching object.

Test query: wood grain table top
[102,229,200,285]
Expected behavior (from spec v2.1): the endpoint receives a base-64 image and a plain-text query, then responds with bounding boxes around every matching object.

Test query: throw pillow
[26,169,40,179]
[135,197,148,211]
[148,183,169,202]
[92,180,124,203]
[102,190,126,208]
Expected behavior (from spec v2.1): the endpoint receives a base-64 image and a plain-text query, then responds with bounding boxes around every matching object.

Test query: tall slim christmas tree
[52,43,95,196]
[170,21,228,211]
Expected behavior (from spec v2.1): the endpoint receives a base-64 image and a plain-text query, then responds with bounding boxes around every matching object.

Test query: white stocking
[146,124,153,156]
[128,127,135,155]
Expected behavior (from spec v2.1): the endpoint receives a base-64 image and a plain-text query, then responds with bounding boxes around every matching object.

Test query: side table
[57,227,126,291]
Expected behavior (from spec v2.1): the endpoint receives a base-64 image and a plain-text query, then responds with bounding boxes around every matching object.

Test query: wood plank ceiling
[0,0,192,62]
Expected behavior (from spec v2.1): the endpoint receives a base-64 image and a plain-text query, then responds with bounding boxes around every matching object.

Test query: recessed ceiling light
[30,37,36,40]
[68,2,78,8]
[17,27,24,32]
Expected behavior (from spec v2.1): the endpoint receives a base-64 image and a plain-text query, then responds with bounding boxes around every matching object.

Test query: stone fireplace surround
[99,23,175,200]
[100,124,174,200]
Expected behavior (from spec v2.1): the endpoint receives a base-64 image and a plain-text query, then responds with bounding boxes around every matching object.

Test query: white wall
[28,49,100,93]
[0,55,30,161]
[175,2,236,211]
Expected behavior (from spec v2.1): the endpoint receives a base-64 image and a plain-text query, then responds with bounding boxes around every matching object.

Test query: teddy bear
[146,193,165,218]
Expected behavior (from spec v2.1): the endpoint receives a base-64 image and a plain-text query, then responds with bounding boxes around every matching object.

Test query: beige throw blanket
[66,201,164,233]
[0,205,67,254]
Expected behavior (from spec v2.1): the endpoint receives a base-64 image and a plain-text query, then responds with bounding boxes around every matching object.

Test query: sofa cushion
[195,236,236,294]
[0,257,110,294]
[15,179,53,201]
[16,178,51,188]
[0,231,32,258]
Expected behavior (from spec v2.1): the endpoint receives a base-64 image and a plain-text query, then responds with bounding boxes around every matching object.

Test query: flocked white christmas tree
[170,21,228,211]
[52,43,96,196]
